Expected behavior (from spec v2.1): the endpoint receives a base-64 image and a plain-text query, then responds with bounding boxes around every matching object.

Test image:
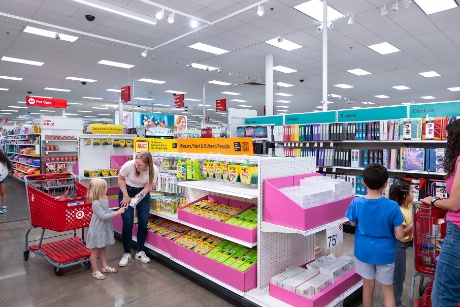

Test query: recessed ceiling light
[413,0,458,15]
[17,101,26,104]
[393,85,411,90]
[134,97,154,101]
[277,110,288,113]
[64,113,78,115]
[421,96,435,99]
[107,89,121,92]
[184,98,201,101]
[84,116,97,118]
[0,88,9,91]
[330,94,341,98]
[98,60,134,69]
[0,75,23,81]
[98,114,111,116]
[44,87,71,92]
[138,78,166,84]
[276,82,295,87]
[1,56,44,66]
[316,106,322,109]
[67,102,82,105]
[275,93,293,96]
[277,100,291,103]
[103,104,118,108]
[82,97,103,100]
[24,26,79,42]
[206,108,214,111]
[222,91,240,95]
[334,84,354,89]
[419,71,441,78]
[29,112,44,115]
[238,105,251,108]
[0,109,18,112]
[273,65,297,74]
[448,87,460,91]
[352,107,362,109]
[8,106,27,109]
[361,102,375,105]
[188,42,228,55]
[294,0,344,21]
[65,77,96,82]
[198,104,212,107]
[209,80,232,86]
[0,113,12,115]
[78,110,93,113]
[367,42,400,55]
[39,110,56,113]
[191,63,218,71]
[231,99,247,102]
[265,37,302,51]
[375,95,390,98]
[165,90,187,94]
[347,68,372,76]
[92,107,109,110]
[154,103,163,106]
[276,106,289,108]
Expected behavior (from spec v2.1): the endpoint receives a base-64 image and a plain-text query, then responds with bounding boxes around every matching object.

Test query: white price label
[326,223,344,249]
[314,142,317,147]
[330,142,334,147]
[320,142,323,147]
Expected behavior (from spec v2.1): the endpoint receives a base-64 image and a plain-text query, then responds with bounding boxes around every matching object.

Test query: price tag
[326,223,344,249]
[330,142,334,147]
[320,142,323,147]
[306,143,309,147]
[300,143,304,147]
[314,142,317,147]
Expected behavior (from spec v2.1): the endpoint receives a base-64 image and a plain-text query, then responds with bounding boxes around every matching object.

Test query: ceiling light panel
[334,84,354,89]
[106,89,121,92]
[98,60,134,69]
[184,98,200,101]
[0,88,9,91]
[221,92,240,95]
[0,75,23,81]
[375,95,390,98]
[413,0,458,14]
[277,100,291,103]
[165,90,187,94]
[44,87,71,92]
[138,78,166,84]
[67,102,82,105]
[1,56,44,66]
[275,93,293,96]
[422,96,435,99]
[78,110,92,113]
[188,42,228,55]
[83,97,103,100]
[347,69,372,76]
[273,66,297,73]
[238,105,251,108]
[276,82,294,87]
[393,85,410,90]
[419,71,441,78]
[294,0,344,21]
[65,77,97,82]
[367,42,400,55]
[134,97,154,101]
[8,106,27,109]
[24,26,79,42]
[209,80,232,86]
[231,99,247,102]
[265,37,302,51]
[191,63,218,71]
[447,87,460,91]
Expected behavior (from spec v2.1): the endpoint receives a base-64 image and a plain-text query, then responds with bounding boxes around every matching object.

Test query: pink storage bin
[107,187,120,209]
[264,173,354,231]
[145,231,175,254]
[178,195,257,245]
[111,155,132,172]
[113,215,123,232]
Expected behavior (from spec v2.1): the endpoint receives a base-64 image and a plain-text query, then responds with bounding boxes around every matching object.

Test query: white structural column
[118,94,123,125]
[265,54,274,116]
[322,0,328,112]
[131,79,135,127]
[202,81,206,128]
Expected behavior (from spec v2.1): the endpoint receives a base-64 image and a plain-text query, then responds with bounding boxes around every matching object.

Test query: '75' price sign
[326,223,344,249]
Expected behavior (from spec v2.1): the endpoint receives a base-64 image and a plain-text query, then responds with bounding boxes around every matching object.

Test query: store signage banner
[285,111,336,124]
[216,99,227,112]
[140,113,187,132]
[26,96,67,108]
[244,115,283,126]
[90,124,124,134]
[409,101,460,118]
[201,128,212,138]
[174,94,185,108]
[177,137,254,155]
[337,105,407,122]
[2,118,7,124]
[121,86,131,103]
[133,138,177,153]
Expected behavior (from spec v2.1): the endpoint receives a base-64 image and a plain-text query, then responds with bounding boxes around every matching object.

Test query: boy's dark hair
[389,179,411,206]
[363,163,388,190]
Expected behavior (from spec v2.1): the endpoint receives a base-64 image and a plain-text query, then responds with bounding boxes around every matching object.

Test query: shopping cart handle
[25,172,72,181]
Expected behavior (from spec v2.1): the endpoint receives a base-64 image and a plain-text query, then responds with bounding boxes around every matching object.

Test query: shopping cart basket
[409,201,447,306]
[23,173,93,276]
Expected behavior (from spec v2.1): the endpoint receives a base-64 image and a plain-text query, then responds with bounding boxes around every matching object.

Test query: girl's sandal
[101,266,117,273]
[92,271,106,280]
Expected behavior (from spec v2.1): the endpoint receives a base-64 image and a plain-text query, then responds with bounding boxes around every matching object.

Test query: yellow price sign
[177,138,253,155]
[90,124,124,134]
[133,138,177,153]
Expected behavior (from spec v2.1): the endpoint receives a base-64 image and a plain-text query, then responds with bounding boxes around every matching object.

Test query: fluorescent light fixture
[106,89,121,92]
[154,103,163,106]
[184,98,201,101]
[82,97,103,100]
[221,91,240,96]
[275,93,293,97]
[44,87,71,92]
[206,108,214,111]
[23,26,79,42]
[419,71,441,78]
[39,110,56,113]
[64,113,78,115]
[17,101,26,104]
[28,112,43,115]
[97,114,111,116]
[73,0,158,25]
[165,90,187,94]
[277,100,291,103]
[188,42,228,55]
[198,104,212,107]
[367,42,400,55]
[103,104,118,108]
[277,110,288,112]
[0,75,23,81]
[84,116,96,118]
[191,63,218,71]
[276,106,289,108]
[138,78,166,84]
[276,82,294,87]
[448,87,460,91]
[77,110,93,113]
[334,84,354,89]
[352,107,362,109]
[361,102,375,105]
[92,107,109,110]
[294,0,344,21]
[65,77,97,82]
[316,106,323,109]
[67,102,82,105]
[238,105,252,108]
[422,96,435,99]
[273,65,297,74]
[209,80,232,86]
[413,0,458,14]
[1,56,44,66]
[134,97,154,101]
[265,37,302,51]
[97,60,134,69]
[8,106,27,109]
[0,88,9,91]
[0,113,12,115]
[375,95,390,98]
[393,85,411,90]
[0,109,18,112]
[347,68,372,76]
[231,99,247,102]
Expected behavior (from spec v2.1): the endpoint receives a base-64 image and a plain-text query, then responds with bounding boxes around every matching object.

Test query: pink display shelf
[169,242,257,292]
[107,187,119,209]
[110,155,132,171]
[269,270,362,307]
[145,231,175,254]
[113,215,123,232]
[178,195,257,245]
[264,174,354,231]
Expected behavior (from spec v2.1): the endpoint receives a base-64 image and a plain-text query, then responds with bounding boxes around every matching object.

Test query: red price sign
[174,94,185,108]
[205,115,210,122]
[121,86,131,103]
[201,128,212,138]
[216,99,226,112]
[26,96,67,108]
[2,118,7,124]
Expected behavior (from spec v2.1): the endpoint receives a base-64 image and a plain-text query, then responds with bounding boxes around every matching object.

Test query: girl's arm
[403,222,413,237]
[92,201,115,221]
[422,160,460,211]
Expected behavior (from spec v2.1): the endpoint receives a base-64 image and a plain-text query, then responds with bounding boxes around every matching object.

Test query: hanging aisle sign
[337,105,407,122]
[26,96,67,108]
[244,115,283,126]
[216,99,227,112]
[174,94,185,108]
[285,111,336,124]
[409,101,460,118]
[121,86,131,103]
[90,124,124,134]
[177,138,254,155]
[133,138,177,152]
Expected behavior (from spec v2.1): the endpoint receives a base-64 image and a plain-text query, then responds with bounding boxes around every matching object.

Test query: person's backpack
[0,163,8,182]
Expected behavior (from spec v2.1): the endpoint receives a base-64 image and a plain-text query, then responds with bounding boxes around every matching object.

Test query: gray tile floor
[0,178,426,307]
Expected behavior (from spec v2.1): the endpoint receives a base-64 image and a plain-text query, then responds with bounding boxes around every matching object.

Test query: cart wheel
[83,261,91,268]
[23,250,29,261]
[54,267,64,276]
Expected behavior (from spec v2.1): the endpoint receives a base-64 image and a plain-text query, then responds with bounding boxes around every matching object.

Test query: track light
[391,0,399,12]
[191,19,198,28]
[167,12,175,24]
[327,22,333,29]
[257,4,264,16]
[403,0,411,8]
[140,49,148,58]
[348,14,355,25]
[55,32,60,40]
[380,4,388,16]
[217,69,222,74]
[316,24,323,33]
[156,8,165,20]
[277,36,284,43]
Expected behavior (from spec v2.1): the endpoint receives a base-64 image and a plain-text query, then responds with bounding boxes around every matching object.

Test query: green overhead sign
[409,101,460,118]
[337,105,407,122]
[285,111,336,124]
[244,115,283,125]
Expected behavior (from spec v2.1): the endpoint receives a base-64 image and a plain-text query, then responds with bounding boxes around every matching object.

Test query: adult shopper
[118,151,158,266]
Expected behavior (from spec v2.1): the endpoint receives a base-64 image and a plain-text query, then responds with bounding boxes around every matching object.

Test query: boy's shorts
[355,258,395,285]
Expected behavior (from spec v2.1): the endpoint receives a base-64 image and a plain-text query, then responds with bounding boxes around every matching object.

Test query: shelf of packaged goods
[45,151,78,154]
[260,217,348,237]
[45,161,76,165]
[14,161,40,168]
[7,143,37,146]
[15,153,40,158]
[44,139,77,143]
[316,166,446,176]
[276,140,447,145]
[13,133,40,137]
[177,181,258,199]
[79,175,117,180]
[150,210,257,248]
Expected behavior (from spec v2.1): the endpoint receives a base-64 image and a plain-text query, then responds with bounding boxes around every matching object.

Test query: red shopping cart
[409,201,447,307]
[23,173,93,276]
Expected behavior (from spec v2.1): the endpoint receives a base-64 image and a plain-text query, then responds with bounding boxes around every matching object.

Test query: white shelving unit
[177,180,258,199]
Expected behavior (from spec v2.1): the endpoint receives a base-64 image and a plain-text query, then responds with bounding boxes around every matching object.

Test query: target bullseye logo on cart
[28,97,36,105]
[75,210,85,219]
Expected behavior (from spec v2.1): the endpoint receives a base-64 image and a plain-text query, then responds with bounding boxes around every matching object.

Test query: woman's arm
[118,173,131,207]
[141,182,152,196]
[422,160,460,211]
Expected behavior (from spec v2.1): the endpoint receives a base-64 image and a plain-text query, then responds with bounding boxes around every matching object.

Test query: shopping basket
[23,173,93,276]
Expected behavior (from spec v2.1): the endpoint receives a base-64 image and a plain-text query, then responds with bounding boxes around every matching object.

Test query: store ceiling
[0,0,460,128]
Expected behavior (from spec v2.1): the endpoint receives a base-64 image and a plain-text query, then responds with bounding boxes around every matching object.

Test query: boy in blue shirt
[346,163,404,307]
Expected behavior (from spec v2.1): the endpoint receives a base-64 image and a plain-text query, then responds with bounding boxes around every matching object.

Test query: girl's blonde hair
[87,178,107,203]
[133,151,154,184]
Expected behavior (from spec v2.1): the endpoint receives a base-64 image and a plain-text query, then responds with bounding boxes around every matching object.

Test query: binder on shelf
[400,148,425,171]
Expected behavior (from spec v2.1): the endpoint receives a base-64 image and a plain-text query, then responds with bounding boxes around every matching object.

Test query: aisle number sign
[177,138,254,155]
[337,105,407,122]
[326,223,344,249]
[409,101,460,118]
[133,138,177,153]
[90,124,124,134]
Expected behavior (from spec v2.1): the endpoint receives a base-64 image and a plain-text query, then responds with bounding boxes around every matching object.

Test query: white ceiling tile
[398,16,439,36]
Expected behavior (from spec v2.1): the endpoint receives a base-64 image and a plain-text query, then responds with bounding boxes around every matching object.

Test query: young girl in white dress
[86,178,125,280]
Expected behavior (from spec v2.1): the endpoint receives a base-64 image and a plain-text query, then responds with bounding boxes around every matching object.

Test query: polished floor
[0,178,425,307]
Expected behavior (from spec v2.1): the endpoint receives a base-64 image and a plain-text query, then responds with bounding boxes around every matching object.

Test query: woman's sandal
[92,271,106,280]
[101,266,117,273]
